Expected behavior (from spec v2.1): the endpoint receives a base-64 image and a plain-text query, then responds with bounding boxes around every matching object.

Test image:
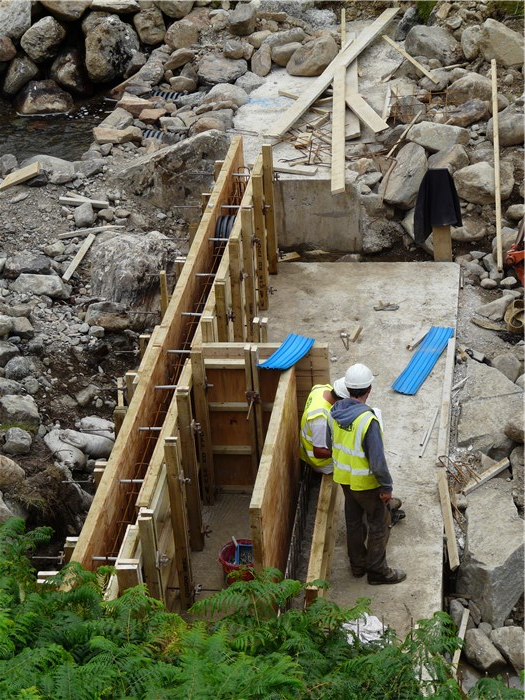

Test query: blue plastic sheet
[392,326,454,395]
[257,333,315,370]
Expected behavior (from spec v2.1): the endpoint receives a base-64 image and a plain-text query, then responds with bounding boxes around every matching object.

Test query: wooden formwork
[71,136,331,610]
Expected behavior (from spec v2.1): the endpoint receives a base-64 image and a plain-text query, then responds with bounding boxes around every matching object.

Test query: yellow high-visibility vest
[329,410,380,489]
[299,384,333,470]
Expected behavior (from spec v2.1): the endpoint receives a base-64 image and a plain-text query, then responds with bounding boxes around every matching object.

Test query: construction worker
[326,363,406,585]
[299,373,351,474]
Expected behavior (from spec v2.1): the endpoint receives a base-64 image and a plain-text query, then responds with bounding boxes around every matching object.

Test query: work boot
[390,497,402,511]
[367,568,407,585]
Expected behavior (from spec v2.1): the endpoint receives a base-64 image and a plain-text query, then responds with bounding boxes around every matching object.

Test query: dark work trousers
[341,485,391,576]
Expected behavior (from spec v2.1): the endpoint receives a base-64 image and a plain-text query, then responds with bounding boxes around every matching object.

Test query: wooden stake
[139,334,151,357]
[244,345,260,479]
[190,349,216,505]
[491,59,503,271]
[437,469,460,571]
[451,608,470,678]
[251,346,265,463]
[240,206,257,340]
[382,35,440,84]
[340,8,346,49]
[344,34,361,140]
[432,225,452,262]
[214,279,229,342]
[137,508,164,601]
[252,169,269,310]
[229,236,244,341]
[175,386,205,551]
[164,437,195,609]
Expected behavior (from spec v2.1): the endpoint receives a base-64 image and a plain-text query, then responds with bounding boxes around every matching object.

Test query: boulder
[491,353,523,384]
[90,0,140,11]
[404,25,463,65]
[0,35,16,62]
[451,218,487,243]
[464,629,507,673]
[84,301,130,331]
[286,35,338,77]
[434,99,489,128]
[99,106,134,130]
[427,144,469,174]
[164,47,195,71]
[4,356,34,381]
[117,129,230,211]
[0,154,17,177]
[407,121,470,153]
[85,15,140,82]
[14,79,73,115]
[197,53,247,85]
[154,1,194,19]
[510,445,524,511]
[461,24,483,61]
[223,39,245,60]
[261,28,306,49]
[20,154,75,183]
[0,394,40,430]
[235,70,264,93]
[0,315,13,338]
[228,1,257,36]
[40,0,91,21]
[454,162,514,205]
[74,202,96,228]
[2,54,38,96]
[458,479,524,628]
[0,0,31,41]
[4,253,53,278]
[165,18,199,50]
[201,83,248,107]
[50,48,92,95]
[0,454,25,488]
[0,343,19,368]
[487,99,524,147]
[479,18,524,67]
[3,426,32,456]
[20,16,66,63]
[380,142,427,210]
[457,361,523,456]
[490,627,525,673]
[10,273,70,299]
[93,126,142,145]
[271,42,301,67]
[251,43,272,77]
[133,6,166,45]
[505,416,524,444]
[447,73,508,111]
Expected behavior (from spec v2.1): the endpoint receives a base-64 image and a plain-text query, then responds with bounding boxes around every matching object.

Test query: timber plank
[0,161,40,191]
[331,64,347,195]
[62,233,96,281]
[345,92,389,132]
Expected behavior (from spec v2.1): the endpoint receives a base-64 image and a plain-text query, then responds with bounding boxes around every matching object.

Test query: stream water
[0,95,111,162]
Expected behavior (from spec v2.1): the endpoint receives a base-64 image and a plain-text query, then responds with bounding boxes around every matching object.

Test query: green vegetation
[0,518,522,699]
[489,1,525,17]
[416,1,438,23]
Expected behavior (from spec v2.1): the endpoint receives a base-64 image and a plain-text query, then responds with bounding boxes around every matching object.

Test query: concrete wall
[273,178,362,252]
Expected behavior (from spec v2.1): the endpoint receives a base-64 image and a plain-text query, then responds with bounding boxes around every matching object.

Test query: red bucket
[218,539,254,584]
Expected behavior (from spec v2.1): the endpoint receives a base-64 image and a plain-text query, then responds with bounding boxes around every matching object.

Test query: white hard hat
[344,363,374,390]
[332,376,350,399]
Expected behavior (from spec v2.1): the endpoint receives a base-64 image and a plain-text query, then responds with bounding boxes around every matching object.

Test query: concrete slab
[264,261,460,638]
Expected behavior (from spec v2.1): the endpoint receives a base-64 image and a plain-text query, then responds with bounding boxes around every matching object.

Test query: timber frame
[71,137,331,609]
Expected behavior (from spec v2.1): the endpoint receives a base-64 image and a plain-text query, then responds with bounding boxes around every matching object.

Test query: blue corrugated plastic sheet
[257,333,315,370]
[392,326,454,395]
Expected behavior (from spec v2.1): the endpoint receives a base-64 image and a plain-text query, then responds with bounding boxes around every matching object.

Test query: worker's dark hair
[330,389,340,401]
[349,386,370,398]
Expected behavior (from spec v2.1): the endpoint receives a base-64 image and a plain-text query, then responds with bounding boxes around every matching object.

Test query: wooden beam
[61,233,96,281]
[345,34,361,140]
[0,161,40,191]
[262,144,278,275]
[436,337,456,462]
[164,437,194,609]
[381,35,440,84]
[437,469,460,570]
[433,225,452,262]
[175,386,205,551]
[462,458,510,495]
[244,344,260,479]
[214,278,229,341]
[57,225,124,240]
[272,165,318,176]
[59,195,109,209]
[266,7,398,138]
[251,346,265,463]
[228,234,244,341]
[331,64,347,195]
[190,349,216,505]
[345,92,389,133]
[491,59,503,271]
[305,475,339,605]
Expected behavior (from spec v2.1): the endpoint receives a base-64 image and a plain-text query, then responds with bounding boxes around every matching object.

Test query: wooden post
[432,225,452,262]
[340,7,346,48]
[214,160,224,181]
[174,256,186,280]
[159,270,169,318]
[164,437,195,609]
[63,537,78,564]
[190,349,216,505]
[175,386,205,551]
[261,145,278,275]
[201,314,216,343]
[252,316,261,342]
[451,608,470,678]
[125,371,138,402]
[93,460,107,489]
[260,317,268,342]
[229,235,244,341]
[139,334,151,357]
[252,173,269,311]
[113,406,127,437]
[241,206,257,340]
[491,59,503,271]
[201,192,211,215]
[344,33,360,140]
[250,346,265,462]
[137,508,164,601]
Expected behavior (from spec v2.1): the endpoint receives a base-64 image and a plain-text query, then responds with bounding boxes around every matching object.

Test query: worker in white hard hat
[325,363,407,586]
[299,372,350,475]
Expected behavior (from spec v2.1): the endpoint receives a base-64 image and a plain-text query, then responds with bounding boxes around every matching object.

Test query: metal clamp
[245,390,260,420]
[156,552,170,568]
[190,419,202,435]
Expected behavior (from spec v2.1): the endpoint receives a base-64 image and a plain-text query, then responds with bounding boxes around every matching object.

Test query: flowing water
[0,95,112,162]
